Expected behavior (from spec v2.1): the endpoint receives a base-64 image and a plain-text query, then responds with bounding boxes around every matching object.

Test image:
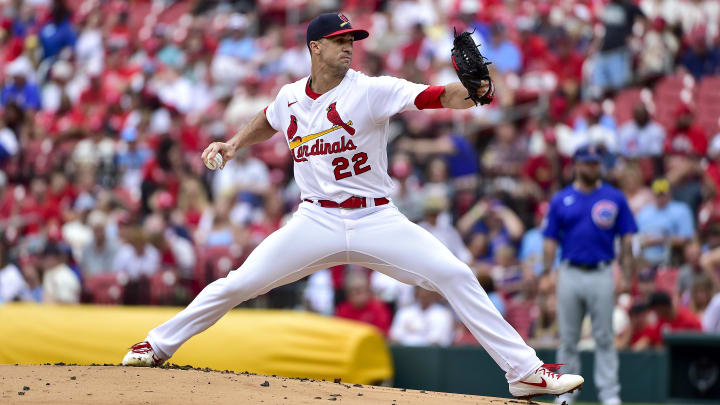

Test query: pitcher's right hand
[202,142,235,170]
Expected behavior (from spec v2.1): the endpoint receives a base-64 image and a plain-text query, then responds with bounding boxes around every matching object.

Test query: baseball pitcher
[122,12,583,399]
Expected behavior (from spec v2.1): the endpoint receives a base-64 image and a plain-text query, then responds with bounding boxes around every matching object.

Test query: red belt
[303,196,390,209]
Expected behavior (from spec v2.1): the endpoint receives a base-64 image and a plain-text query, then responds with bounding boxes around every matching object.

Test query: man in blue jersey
[542,144,637,405]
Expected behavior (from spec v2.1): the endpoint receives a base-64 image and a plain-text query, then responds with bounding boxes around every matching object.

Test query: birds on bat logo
[284,102,355,154]
[326,102,355,135]
[338,13,350,27]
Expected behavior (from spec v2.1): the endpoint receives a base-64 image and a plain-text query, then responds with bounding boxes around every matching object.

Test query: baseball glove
[451,28,494,106]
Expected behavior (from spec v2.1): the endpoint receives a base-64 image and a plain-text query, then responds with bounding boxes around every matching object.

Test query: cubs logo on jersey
[591,200,618,229]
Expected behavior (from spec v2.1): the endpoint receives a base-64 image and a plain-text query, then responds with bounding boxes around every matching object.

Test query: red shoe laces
[539,363,565,379]
[130,342,153,354]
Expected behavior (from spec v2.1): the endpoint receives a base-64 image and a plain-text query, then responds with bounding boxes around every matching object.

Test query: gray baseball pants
[556,261,619,402]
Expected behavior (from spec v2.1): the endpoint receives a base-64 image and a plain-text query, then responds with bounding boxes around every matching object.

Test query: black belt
[567,260,610,270]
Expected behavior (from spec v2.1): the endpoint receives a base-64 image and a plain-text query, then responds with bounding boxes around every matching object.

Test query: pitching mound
[0,364,533,404]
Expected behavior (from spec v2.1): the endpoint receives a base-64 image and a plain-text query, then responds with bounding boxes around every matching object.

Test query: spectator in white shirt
[370,271,416,310]
[303,269,335,316]
[41,243,81,304]
[144,214,196,280]
[419,196,472,264]
[112,227,160,280]
[41,60,74,113]
[573,104,618,154]
[0,260,27,303]
[211,148,270,201]
[80,210,119,277]
[389,286,455,346]
[617,104,666,157]
[74,11,104,76]
[389,152,424,223]
[0,237,38,303]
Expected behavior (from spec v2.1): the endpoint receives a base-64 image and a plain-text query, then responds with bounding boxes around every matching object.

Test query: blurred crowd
[1,0,720,349]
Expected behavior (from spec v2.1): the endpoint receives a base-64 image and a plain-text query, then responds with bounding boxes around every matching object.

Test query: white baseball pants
[147,202,542,383]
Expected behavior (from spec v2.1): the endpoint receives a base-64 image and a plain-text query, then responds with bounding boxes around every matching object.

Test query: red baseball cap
[306,12,368,47]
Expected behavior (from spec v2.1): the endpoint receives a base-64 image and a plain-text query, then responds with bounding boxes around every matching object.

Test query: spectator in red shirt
[0,23,24,64]
[551,38,584,91]
[665,104,708,157]
[401,24,425,67]
[47,170,77,212]
[20,176,63,235]
[177,177,209,231]
[248,192,285,248]
[141,136,183,214]
[640,291,703,347]
[703,136,720,201]
[523,129,571,193]
[627,303,652,350]
[335,269,392,336]
[521,34,554,73]
[78,75,105,108]
[0,172,14,221]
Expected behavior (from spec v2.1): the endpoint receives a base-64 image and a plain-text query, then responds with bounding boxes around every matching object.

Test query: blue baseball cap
[573,144,603,163]
[306,12,369,47]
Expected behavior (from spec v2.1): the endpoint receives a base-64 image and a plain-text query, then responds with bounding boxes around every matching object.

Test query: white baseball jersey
[145,70,545,386]
[264,69,428,201]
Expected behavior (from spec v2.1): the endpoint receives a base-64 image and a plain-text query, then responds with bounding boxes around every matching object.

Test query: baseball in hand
[205,153,224,170]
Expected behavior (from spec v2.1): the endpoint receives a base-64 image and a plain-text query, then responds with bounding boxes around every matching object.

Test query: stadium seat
[653,73,694,131]
[503,298,536,341]
[696,75,720,136]
[194,245,243,290]
[613,88,643,125]
[149,269,178,305]
[84,273,127,305]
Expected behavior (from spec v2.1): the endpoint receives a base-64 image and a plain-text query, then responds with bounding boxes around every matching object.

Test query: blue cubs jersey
[543,183,637,264]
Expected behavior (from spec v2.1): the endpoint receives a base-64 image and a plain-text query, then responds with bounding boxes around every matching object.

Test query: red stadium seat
[653,73,695,131]
[696,75,720,136]
[697,75,720,98]
[84,273,127,305]
[503,298,536,341]
[156,1,192,25]
[613,88,643,125]
[194,245,243,290]
[149,270,178,305]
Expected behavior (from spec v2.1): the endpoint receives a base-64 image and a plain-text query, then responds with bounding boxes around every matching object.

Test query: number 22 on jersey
[333,152,371,180]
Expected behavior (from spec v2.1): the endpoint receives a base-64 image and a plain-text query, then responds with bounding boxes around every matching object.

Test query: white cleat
[122,341,164,367]
[509,364,584,399]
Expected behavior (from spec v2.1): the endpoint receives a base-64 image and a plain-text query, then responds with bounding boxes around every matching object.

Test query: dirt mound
[0,364,531,404]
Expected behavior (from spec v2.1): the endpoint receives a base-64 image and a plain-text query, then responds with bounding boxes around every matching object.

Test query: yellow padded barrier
[0,304,393,384]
